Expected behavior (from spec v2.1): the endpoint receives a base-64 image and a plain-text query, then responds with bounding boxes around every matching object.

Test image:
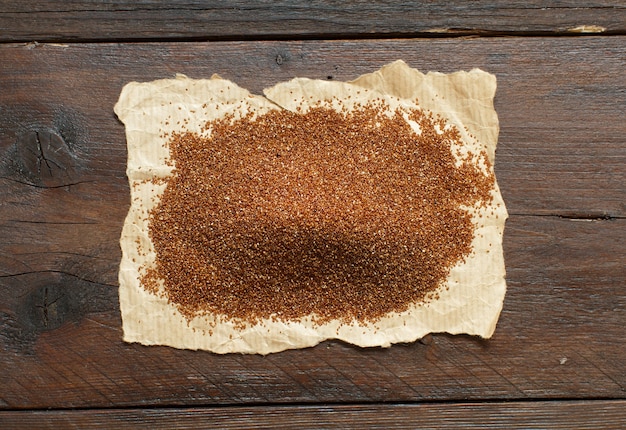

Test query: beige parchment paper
[114,60,507,354]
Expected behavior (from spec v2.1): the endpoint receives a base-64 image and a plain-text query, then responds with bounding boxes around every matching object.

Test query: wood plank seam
[2,30,626,45]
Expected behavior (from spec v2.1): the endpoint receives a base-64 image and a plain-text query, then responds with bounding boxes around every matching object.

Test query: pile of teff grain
[143,99,495,327]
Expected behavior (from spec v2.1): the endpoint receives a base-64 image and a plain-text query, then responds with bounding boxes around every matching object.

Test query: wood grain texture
[0,38,625,409]
[1,400,625,429]
[1,38,623,216]
[0,1,624,42]
[1,216,624,409]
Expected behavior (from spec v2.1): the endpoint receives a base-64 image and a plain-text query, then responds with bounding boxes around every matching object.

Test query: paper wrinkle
[114,61,507,354]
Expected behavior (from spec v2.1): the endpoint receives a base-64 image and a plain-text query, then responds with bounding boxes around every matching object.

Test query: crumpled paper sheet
[114,60,507,354]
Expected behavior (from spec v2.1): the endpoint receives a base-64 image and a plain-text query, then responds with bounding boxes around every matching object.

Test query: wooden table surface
[1,2,625,428]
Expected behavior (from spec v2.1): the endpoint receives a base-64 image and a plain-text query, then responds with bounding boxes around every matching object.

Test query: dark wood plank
[2,400,626,429]
[0,1,624,42]
[1,215,623,409]
[1,38,625,408]
[1,38,623,216]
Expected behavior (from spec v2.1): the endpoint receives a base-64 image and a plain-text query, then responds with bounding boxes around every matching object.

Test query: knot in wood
[16,129,77,188]
[19,283,68,332]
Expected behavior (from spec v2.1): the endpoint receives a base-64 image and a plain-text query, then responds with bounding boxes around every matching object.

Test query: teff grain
[143,100,495,327]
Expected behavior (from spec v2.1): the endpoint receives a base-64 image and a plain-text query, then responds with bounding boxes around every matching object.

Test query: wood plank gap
[1,29,624,45]
[5,396,626,413]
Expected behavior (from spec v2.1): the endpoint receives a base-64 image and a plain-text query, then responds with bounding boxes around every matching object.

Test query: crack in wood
[13,251,117,262]
[8,219,99,225]
[0,175,94,189]
[0,270,117,288]
[509,212,624,221]
[35,131,65,179]
[558,214,618,221]
[34,286,63,328]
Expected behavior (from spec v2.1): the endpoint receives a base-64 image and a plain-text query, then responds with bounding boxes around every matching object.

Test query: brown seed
[141,100,495,328]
